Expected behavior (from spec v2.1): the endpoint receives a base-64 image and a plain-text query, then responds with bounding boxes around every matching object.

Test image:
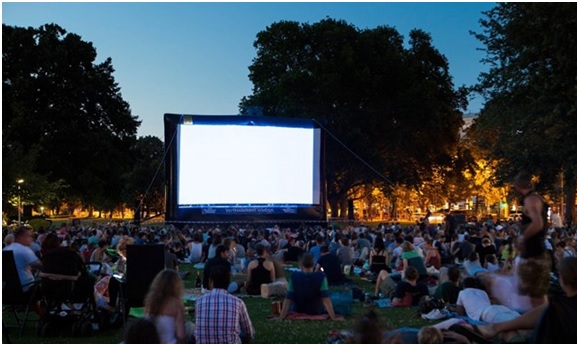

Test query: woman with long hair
[144,269,192,344]
[369,234,390,275]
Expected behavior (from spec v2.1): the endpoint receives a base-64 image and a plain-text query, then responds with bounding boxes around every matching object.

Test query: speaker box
[126,244,165,307]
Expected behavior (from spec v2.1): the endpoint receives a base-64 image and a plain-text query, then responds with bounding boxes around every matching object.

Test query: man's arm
[322,297,343,320]
[278,298,292,320]
[238,301,255,340]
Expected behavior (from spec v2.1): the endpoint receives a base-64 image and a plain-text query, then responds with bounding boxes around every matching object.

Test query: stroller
[37,247,100,337]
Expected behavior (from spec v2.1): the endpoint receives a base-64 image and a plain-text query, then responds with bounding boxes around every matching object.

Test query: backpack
[417,295,446,315]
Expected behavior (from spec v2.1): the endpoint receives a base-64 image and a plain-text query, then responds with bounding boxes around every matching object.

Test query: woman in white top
[144,269,192,344]
[187,232,204,264]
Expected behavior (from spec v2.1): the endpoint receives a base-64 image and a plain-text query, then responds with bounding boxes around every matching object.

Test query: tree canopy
[241,18,467,216]
[2,23,140,216]
[470,3,577,223]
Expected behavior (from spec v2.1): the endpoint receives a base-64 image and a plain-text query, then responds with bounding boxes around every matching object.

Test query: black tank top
[247,257,272,295]
[520,190,548,258]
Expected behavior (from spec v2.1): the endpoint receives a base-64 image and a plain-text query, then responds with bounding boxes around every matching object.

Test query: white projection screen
[164,114,326,224]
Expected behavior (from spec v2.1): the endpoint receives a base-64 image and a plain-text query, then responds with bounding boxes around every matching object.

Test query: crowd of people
[3,173,577,343]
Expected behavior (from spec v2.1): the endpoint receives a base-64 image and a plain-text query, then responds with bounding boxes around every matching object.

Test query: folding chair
[2,250,40,336]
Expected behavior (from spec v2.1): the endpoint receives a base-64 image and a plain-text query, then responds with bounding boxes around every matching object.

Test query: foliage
[2,23,140,216]
[122,136,166,218]
[470,3,577,223]
[27,218,53,231]
[241,19,467,216]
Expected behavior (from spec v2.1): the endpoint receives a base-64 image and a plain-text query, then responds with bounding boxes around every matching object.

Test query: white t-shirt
[456,288,491,321]
[188,242,203,263]
[3,242,40,291]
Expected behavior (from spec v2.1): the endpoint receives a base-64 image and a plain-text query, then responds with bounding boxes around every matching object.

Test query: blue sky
[2,2,495,139]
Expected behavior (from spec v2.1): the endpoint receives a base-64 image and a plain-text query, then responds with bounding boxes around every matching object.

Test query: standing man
[513,171,551,308]
[195,266,255,344]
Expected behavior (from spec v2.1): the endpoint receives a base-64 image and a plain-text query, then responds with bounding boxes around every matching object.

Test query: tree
[3,23,140,216]
[122,136,165,220]
[241,19,466,216]
[471,3,577,224]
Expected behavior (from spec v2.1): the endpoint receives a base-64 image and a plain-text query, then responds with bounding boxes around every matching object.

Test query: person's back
[288,270,327,314]
[246,257,272,295]
[392,266,429,307]
[434,267,462,304]
[337,238,354,267]
[202,245,232,289]
[317,247,347,286]
[195,266,254,344]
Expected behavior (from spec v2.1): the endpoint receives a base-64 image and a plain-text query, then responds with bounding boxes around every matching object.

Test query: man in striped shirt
[195,266,255,344]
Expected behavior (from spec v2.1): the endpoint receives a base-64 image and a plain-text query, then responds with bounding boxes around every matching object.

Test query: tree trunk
[328,196,340,218]
[564,169,576,227]
[339,196,348,220]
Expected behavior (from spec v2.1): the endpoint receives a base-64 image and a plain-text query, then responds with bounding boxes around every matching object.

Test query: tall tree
[471,3,577,224]
[122,136,165,220]
[3,23,140,215]
[241,19,466,216]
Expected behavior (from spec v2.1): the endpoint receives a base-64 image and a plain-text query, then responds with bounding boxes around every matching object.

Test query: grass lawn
[4,264,436,344]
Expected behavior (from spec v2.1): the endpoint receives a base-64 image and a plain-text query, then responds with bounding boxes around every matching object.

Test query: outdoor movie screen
[164,114,326,223]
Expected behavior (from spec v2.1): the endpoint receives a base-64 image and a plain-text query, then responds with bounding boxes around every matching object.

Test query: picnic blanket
[373,298,393,308]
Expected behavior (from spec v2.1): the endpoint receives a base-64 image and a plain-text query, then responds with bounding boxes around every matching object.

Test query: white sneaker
[422,309,446,320]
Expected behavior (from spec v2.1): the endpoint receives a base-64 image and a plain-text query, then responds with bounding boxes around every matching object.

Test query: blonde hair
[418,326,443,344]
[144,269,184,316]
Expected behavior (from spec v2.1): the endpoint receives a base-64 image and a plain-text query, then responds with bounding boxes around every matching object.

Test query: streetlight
[17,179,24,226]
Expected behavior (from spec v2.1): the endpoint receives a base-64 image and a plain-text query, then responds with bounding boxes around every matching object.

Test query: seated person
[484,253,500,273]
[316,245,350,286]
[3,228,42,293]
[261,257,289,298]
[424,239,442,270]
[245,244,275,295]
[459,256,577,343]
[40,233,95,302]
[202,244,242,293]
[278,253,343,320]
[187,232,204,264]
[401,241,428,283]
[462,252,488,277]
[434,266,462,304]
[195,266,255,344]
[391,266,429,307]
[144,269,194,344]
[281,237,305,263]
[368,237,390,276]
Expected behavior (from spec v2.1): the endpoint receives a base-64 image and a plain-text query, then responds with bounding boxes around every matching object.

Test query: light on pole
[17,179,24,226]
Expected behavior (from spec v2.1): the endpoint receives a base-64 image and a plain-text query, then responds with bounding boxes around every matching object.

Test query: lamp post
[17,179,24,226]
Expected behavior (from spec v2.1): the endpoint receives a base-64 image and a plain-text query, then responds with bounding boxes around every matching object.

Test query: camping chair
[2,250,40,336]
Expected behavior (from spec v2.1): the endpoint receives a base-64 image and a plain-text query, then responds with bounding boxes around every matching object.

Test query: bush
[27,217,52,231]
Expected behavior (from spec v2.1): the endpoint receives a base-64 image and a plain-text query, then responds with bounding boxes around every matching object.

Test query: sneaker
[422,309,446,320]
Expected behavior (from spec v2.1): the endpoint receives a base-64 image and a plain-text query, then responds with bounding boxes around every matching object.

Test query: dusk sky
[3,2,496,140]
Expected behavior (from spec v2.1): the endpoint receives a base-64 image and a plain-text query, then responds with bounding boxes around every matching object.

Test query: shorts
[516,253,551,297]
